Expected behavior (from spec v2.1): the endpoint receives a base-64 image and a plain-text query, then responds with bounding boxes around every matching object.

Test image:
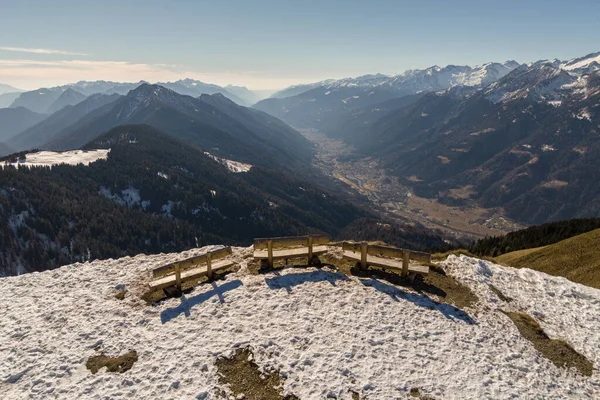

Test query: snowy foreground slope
[1,248,599,399]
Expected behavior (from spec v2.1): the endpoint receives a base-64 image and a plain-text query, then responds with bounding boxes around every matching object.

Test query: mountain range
[2,79,265,115]
[299,52,600,225]
[254,61,521,131]
[6,84,315,173]
[0,107,46,143]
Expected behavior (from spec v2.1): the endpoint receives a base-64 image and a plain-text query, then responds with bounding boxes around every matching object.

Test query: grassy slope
[495,229,600,289]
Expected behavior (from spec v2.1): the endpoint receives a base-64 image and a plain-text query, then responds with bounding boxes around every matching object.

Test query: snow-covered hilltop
[1,247,599,399]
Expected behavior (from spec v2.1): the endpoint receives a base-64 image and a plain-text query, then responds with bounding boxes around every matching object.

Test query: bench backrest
[254,234,330,250]
[342,241,431,264]
[152,246,232,278]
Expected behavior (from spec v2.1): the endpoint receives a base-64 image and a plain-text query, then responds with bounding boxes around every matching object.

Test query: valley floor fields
[1,246,599,399]
[301,130,523,240]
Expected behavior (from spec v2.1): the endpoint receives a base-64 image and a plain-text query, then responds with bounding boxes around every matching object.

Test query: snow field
[1,149,110,168]
[0,250,598,399]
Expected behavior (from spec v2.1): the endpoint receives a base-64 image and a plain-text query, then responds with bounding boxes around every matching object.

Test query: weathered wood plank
[149,259,235,291]
[342,251,429,275]
[254,234,330,249]
[343,242,431,264]
[253,245,328,260]
[152,246,232,278]
[367,244,404,258]
[342,241,362,252]
[409,250,432,264]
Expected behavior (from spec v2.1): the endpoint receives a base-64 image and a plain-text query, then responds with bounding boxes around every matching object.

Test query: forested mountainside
[0,107,47,143]
[321,58,600,225]
[7,93,122,151]
[469,217,600,257]
[0,143,13,157]
[0,125,370,276]
[46,88,87,114]
[20,84,315,174]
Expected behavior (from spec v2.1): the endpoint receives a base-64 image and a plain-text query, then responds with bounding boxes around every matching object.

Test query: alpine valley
[1,51,599,276]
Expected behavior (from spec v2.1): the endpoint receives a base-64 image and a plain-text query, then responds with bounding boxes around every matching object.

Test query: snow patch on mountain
[204,152,252,173]
[99,186,149,209]
[1,149,110,169]
[561,52,600,74]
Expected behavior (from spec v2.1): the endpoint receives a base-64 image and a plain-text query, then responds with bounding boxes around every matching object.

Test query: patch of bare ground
[114,289,127,300]
[489,284,513,302]
[502,311,593,376]
[86,350,138,374]
[215,348,298,400]
[320,250,478,311]
[409,387,437,399]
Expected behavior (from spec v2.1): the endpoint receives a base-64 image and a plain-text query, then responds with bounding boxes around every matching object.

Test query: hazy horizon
[1,0,599,91]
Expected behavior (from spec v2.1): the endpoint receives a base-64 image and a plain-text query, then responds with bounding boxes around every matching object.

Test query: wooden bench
[342,241,430,281]
[148,246,234,293]
[253,234,330,269]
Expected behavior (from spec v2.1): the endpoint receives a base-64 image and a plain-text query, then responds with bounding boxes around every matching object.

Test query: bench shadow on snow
[360,278,476,324]
[160,280,243,324]
[264,268,350,293]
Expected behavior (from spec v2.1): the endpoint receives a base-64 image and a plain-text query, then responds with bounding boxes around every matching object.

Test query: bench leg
[408,272,417,284]
[260,259,270,270]
[309,255,322,267]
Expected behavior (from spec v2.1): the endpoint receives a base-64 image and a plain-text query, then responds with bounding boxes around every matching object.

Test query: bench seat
[343,250,429,275]
[148,259,235,291]
[253,245,328,260]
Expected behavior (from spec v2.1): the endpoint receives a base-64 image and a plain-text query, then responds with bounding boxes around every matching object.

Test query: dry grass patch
[86,350,138,374]
[215,348,298,400]
[409,387,437,399]
[502,311,593,376]
[114,289,127,300]
[495,229,600,289]
[489,284,513,303]
[494,246,547,265]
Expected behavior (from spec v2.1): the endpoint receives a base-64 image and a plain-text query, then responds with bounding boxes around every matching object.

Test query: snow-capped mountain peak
[561,51,600,74]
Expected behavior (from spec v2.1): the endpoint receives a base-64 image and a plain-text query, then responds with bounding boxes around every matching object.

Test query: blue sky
[1,0,599,90]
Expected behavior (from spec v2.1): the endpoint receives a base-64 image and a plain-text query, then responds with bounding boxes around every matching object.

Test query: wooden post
[206,252,213,280]
[175,263,182,291]
[360,241,367,271]
[267,240,273,269]
[307,235,314,265]
[402,251,410,277]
